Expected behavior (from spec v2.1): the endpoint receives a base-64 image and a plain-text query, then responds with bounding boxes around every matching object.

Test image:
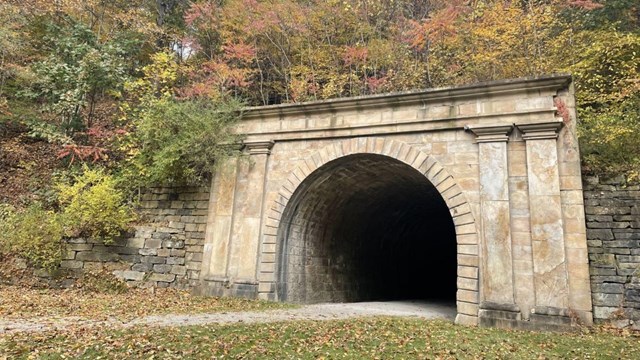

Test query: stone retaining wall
[584,175,640,324]
[60,186,209,288]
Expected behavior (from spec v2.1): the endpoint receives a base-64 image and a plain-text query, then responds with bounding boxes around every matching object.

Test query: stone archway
[260,138,480,324]
[197,76,594,329]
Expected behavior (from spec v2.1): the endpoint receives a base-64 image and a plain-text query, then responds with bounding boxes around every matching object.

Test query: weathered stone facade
[45,75,640,330]
[60,186,209,288]
[584,175,640,325]
[196,75,594,329]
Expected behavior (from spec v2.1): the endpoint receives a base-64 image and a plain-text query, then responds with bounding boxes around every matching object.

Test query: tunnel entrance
[276,153,457,304]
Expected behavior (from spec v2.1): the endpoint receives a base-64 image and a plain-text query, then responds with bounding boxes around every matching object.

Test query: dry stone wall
[584,175,640,324]
[60,186,209,288]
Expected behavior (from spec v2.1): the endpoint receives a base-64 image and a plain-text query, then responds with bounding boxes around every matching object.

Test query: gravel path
[0,301,455,334]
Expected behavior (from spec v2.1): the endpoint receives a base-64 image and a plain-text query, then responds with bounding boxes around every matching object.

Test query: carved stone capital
[465,124,514,143]
[243,140,275,155]
[516,122,563,141]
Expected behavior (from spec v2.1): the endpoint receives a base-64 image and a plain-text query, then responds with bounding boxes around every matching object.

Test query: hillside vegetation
[0,0,638,270]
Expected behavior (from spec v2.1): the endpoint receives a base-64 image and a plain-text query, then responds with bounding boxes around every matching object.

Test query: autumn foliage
[0,1,638,258]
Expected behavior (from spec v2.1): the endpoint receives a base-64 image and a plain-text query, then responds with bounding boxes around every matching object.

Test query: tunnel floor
[277,153,458,304]
[300,300,457,320]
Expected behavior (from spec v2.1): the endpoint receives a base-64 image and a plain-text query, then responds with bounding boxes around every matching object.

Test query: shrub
[0,204,65,271]
[122,97,243,188]
[572,31,640,180]
[57,166,135,244]
[579,94,640,181]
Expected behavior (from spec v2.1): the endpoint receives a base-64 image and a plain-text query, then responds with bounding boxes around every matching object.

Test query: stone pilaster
[227,140,274,282]
[201,156,239,279]
[467,125,520,323]
[517,122,570,312]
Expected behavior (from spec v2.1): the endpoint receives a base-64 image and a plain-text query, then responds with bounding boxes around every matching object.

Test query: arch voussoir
[332,142,345,158]
[380,138,395,156]
[410,151,428,170]
[397,143,411,162]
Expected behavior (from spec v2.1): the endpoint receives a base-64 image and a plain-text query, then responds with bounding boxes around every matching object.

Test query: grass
[1,317,639,359]
[0,284,292,321]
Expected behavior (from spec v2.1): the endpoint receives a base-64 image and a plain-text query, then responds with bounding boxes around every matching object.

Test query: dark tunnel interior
[277,153,457,304]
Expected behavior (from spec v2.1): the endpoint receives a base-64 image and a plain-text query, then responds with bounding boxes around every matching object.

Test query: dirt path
[0,301,455,334]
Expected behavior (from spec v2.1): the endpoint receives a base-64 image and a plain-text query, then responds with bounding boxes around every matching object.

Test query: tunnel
[276,153,457,304]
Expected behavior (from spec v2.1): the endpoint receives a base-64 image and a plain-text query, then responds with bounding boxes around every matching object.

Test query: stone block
[184,238,199,246]
[587,240,602,247]
[186,252,203,262]
[196,201,209,209]
[167,257,185,265]
[68,243,93,251]
[585,206,630,215]
[152,232,171,240]
[589,253,616,266]
[170,249,186,257]
[60,260,83,269]
[593,306,620,320]
[592,293,623,307]
[170,201,184,209]
[458,254,479,267]
[616,255,640,263]
[261,253,276,263]
[126,238,146,248]
[456,233,478,245]
[589,267,617,276]
[625,308,640,320]
[76,252,119,262]
[455,314,478,326]
[186,245,203,253]
[592,283,624,294]
[624,289,640,302]
[145,239,162,249]
[189,232,205,239]
[162,240,185,249]
[181,216,196,223]
[117,246,142,255]
[186,261,201,270]
[114,270,145,281]
[139,248,157,256]
[457,277,478,291]
[157,227,181,234]
[457,289,479,303]
[157,249,171,257]
[141,256,166,264]
[586,215,613,222]
[613,231,640,240]
[188,270,200,280]
[119,255,141,263]
[456,301,479,316]
[132,263,152,272]
[171,265,187,275]
[457,244,478,256]
[153,264,172,273]
[149,273,176,282]
[169,221,185,230]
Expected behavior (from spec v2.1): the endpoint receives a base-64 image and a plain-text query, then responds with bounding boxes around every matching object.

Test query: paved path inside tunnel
[0,300,456,334]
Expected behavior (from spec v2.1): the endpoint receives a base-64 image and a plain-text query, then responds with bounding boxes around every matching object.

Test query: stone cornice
[242,74,571,119]
[243,140,275,155]
[465,124,514,143]
[516,122,563,140]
